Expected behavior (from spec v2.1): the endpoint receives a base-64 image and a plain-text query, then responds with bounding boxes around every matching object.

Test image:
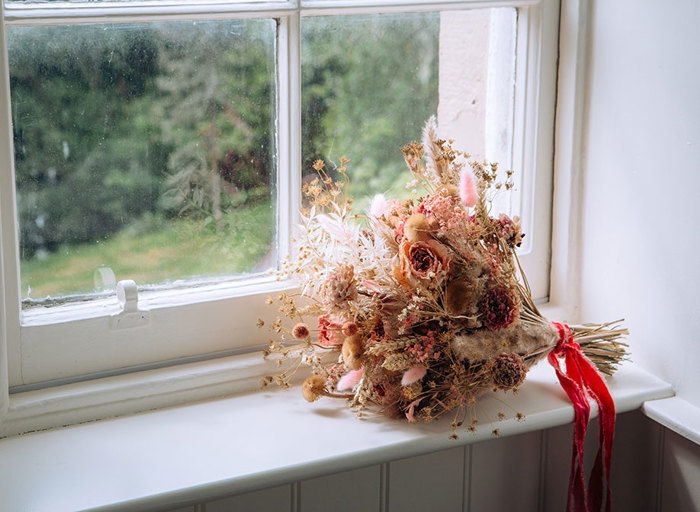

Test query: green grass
[21,201,275,299]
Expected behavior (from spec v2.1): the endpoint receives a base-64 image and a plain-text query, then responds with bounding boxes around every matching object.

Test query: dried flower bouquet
[260,117,628,511]
[262,117,626,421]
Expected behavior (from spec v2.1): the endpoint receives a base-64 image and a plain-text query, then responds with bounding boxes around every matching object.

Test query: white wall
[574,2,700,509]
[576,0,700,409]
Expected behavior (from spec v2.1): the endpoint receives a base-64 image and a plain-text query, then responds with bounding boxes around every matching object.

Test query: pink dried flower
[317,315,344,346]
[337,368,363,391]
[479,285,520,330]
[496,214,524,247]
[490,353,527,390]
[406,331,442,362]
[459,167,478,207]
[322,264,358,311]
[292,323,310,339]
[401,365,427,386]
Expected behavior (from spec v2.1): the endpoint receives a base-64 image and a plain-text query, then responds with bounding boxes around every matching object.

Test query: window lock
[110,280,150,330]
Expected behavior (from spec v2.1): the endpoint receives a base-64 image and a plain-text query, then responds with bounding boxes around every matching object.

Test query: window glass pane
[301,9,516,214]
[8,19,277,304]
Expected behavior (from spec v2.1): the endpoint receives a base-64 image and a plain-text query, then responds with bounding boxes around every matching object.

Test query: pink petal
[401,364,427,386]
[405,397,424,423]
[337,368,363,391]
[361,279,383,293]
[459,168,478,207]
[318,215,352,242]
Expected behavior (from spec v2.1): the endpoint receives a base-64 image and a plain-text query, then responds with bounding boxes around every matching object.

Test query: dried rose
[398,239,451,287]
[496,214,524,248]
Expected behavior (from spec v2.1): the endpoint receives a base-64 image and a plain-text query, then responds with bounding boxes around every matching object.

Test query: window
[0,0,558,393]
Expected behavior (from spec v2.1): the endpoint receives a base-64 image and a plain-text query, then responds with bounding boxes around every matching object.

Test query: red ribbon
[548,322,616,512]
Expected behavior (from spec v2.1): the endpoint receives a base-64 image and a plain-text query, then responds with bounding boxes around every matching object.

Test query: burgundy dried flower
[370,316,385,340]
[490,353,528,390]
[292,323,310,339]
[479,285,520,330]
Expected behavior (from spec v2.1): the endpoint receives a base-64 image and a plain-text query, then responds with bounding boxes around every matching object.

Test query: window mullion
[277,12,301,267]
[0,1,23,398]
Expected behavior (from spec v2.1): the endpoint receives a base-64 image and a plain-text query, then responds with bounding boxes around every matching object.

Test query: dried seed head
[342,334,365,370]
[302,374,327,402]
[292,323,310,339]
[341,321,358,336]
[444,280,470,315]
[490,353,528,390]
[403,213,432,242]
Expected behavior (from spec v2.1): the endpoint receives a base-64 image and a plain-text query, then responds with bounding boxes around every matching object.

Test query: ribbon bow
[548,322,616,512]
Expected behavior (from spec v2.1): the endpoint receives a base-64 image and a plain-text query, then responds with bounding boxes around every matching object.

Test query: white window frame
[0,0,559,436]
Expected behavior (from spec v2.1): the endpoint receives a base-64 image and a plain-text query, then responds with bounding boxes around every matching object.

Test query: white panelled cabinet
[161,411,700,512]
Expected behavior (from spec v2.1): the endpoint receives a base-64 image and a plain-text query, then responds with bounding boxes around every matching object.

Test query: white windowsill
[0,361,673,512]
[643,396,700,446]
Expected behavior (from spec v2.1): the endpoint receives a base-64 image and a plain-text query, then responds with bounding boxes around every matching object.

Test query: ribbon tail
[578,354,616,512]
[549,350,591,512]
[549,322,617,512]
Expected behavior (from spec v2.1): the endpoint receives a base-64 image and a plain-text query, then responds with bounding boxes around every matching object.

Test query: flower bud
[342,334,365,370]
[403,213,432,242]
[341,321,358,336]
[302,374,327,402]
[292,323,310,339]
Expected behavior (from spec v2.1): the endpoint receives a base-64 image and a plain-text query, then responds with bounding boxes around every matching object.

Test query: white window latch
[110,280,150,330]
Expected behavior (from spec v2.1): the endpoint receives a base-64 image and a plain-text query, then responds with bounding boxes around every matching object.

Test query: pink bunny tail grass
[337,368,363,391]
[370,194,389,219]
[401,365,427,386]
[459,168,478,207]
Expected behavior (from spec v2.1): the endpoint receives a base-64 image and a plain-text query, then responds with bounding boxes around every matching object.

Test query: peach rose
[398,239,450,287]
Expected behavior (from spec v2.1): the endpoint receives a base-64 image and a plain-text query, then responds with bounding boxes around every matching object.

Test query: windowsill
[643,396,700,446]
[0,361,673,512]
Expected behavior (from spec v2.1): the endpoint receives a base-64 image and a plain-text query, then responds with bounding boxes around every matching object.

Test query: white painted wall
[575,0,700,409]
[573,2,700,509]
